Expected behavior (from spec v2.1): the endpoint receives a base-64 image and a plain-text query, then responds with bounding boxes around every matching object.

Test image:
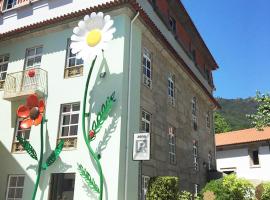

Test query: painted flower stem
[32,117,44,200]
[82,56,104,200]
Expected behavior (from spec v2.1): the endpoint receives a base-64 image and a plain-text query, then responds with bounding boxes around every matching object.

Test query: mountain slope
[216,98,258,131]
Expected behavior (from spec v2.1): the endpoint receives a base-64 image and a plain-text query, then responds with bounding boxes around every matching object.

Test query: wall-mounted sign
[133,132,150,161]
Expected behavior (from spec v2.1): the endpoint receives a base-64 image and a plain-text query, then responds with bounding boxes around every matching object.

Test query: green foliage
[216,97,257,131]
[214,112,232,133]
[90,91,116,140]
[42,139,64,170]
[77,163,100,193]
[247,92,270,130]
[256,182,270,200]
[146,176,179,200]
[201,174,254,200]
[177,190,192,200]
[17,135,38,160]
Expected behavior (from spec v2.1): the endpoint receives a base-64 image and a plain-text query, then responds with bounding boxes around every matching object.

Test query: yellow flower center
[86,29,102,47]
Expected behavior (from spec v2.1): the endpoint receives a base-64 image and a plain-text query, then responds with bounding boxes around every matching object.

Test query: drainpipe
[124,11,140,200]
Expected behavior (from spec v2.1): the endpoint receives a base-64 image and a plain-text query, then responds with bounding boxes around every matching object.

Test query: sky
[181,0,270,99]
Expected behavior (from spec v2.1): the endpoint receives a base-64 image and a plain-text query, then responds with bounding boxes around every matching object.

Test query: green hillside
[216,98,258,131]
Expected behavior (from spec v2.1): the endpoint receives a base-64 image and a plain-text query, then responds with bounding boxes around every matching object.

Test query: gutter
[124,11,140,200]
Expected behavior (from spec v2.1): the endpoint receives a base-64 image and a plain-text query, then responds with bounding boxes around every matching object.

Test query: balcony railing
[3,68,47,101]
[1,0,34,12]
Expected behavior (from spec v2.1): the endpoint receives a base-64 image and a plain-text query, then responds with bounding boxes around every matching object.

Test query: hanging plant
[28,69,36,77]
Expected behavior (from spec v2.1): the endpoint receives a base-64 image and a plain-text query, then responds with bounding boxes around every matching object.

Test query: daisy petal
[104,15,111,22]
[71,35,84,42]
[20,119,33,129]
[78,20,86,30]
[84,15,90,21]
[39,100,45,113]
[34,114,43,126]
[102,20,114,32]
[17,105,30,118]
[27,94,39,108]
[73,27,85,36]
[90,12,97,18]
[97,12,104,18]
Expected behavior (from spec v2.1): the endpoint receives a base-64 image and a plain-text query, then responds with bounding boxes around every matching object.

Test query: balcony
[3,68,47,101]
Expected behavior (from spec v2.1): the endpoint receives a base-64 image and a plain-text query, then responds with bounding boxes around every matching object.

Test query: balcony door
[22,46,43,92]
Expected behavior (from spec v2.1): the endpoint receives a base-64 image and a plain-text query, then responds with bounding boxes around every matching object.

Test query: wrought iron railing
[3,68,47,100]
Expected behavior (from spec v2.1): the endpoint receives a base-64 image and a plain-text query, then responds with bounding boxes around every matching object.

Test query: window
[49,173,75,200]
[168,73,175,106]
[5,175,25,200]
[208,152,212,170]
[12,119,31,152]
[58,103,80,148]
[168,127,176,164]
[142,175,150,200]
[193,141,198,171]
[169,16,176,34]
[250,149,260,166]
[194,184,199,197]
[4,0,16,10]
[192,97,198,130]
[0,54,9,89]
[142,48,152,88]
[25,46,43,69]
[141,110,151,133]
[206,111,210,129]
[64,39,84,78]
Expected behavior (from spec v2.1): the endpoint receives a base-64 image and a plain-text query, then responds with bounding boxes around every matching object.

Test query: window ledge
[250,165,261,168]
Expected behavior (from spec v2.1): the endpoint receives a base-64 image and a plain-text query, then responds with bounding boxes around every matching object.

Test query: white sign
[133,132,150,161]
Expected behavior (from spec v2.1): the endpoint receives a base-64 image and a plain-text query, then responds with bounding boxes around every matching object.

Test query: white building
[216,127,270,185]
[0,0,219,199]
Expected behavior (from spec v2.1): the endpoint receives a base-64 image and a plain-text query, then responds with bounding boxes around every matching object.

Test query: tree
[214,112,232,134]
[247,92,270,130]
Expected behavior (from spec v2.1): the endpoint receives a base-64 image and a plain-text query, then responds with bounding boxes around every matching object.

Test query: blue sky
[181,0,270,99]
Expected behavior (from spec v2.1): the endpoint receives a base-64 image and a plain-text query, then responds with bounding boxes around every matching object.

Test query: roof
[215,127,270,147]
[0,0,220,108]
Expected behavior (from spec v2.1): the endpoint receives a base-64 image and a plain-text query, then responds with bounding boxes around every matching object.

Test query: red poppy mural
[17,94,45,129]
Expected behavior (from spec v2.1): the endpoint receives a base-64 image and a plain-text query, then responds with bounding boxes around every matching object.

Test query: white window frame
[25,46,43,69]
[0,54,9,89]
[193,141,199,171]
[168,127,176,164]
[142,175,150,200]
[192,97,198,130]
[206,111,210,129]
[64,39,84,77]
[169,16,176,34]
[208,152,212,170]
[4,0,17,10]
[168,73,175,106]
[194,184,199,197]
[142,48,152,88]
[59,103,80,139]
[141,110,151,133]
[5,175,25,200]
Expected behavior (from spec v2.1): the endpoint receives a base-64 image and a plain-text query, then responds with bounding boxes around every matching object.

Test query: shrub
[146,176,179,200]
[201,174,254,200]
[256,182,270,200]
[177,190,192,200]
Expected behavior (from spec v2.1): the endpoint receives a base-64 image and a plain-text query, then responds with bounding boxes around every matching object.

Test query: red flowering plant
[17,94,45,129]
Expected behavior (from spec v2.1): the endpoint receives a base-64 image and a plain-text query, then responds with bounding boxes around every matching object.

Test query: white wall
[216,145,270,183]
[0,0,114,33]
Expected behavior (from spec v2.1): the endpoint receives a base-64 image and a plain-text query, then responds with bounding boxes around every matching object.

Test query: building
[0,0,219,199]
[216,128,270,185]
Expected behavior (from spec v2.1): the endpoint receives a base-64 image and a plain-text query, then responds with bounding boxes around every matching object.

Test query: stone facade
[140,29,216,193]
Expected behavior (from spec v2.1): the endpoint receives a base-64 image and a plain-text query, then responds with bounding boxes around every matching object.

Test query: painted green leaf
[77,163,100,193]
[17,135,38,160]
[42,139,64,170]
[90,91,116,140]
